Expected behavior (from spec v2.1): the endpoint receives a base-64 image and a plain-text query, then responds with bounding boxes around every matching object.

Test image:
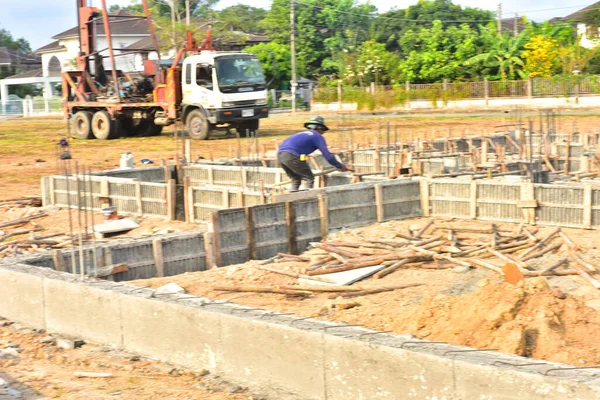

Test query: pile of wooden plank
[214,220,600,297]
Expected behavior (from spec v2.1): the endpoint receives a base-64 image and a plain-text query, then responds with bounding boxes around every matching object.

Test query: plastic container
[120,152,134,169]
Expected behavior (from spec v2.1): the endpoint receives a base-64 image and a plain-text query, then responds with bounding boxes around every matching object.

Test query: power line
[504,5,590,14]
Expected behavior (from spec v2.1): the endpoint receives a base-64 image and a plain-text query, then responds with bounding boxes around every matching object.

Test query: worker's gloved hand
[339,165,349,172]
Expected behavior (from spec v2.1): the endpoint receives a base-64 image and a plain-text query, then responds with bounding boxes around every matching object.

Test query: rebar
[63,159,76,276]
[81,164,90,274]
[87,166,98,277]
[74,162,85,280]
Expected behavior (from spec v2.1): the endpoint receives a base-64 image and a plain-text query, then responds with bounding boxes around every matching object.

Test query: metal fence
[0,96,62,117]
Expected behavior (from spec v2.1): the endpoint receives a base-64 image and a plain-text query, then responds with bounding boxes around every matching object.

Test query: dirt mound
[392,278,600,366]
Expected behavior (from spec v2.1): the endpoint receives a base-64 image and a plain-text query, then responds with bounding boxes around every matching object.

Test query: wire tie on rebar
[544,366,600,376]
[289,316,314,326]
[444,348,499,356]
[358,330,393,340]
[400,341,449,349]
[492,361,548,368]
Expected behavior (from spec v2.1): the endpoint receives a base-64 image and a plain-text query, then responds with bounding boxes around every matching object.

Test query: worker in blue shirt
[277,116,348,191]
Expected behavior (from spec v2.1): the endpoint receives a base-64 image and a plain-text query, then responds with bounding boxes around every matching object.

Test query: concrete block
[43,278,122,347]
[324,335,455,400]
[453,359,600,399]
[219,314,325,400]
[0,268,45,328]
[120,294,220,371]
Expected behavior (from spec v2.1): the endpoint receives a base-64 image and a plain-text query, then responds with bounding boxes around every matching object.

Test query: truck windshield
[216,56,265,86]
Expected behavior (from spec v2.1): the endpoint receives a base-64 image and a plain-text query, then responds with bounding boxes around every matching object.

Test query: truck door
[182,60,213,107]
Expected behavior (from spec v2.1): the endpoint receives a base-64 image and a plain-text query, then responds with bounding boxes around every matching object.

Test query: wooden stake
[285,201,297,255]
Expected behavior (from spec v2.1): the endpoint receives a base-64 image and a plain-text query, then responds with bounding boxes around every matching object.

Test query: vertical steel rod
[64,159,76,276]
[75,162,85,280]
[87,167,98,277]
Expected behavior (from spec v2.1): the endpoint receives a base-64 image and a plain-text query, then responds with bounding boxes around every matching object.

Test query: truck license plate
[242,109,254,117]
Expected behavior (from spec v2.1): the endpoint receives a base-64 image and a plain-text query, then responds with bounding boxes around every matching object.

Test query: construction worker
[277,116,348,191]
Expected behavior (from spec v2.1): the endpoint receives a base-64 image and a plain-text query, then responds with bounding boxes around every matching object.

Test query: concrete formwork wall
[183,165,287,188]
[97,167,166,182]
[426,179,598,229]
[44,175,170,218]
[4,232,207,282]
[190,186,267,223]
[1,263,599,400]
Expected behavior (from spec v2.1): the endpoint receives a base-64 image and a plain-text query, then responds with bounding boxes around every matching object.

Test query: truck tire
[236,119,259,137]
[91,110,119,140]
[186,109,211,140]
[72,111,93,140]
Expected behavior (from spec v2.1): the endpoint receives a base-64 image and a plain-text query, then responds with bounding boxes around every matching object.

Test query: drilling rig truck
[64,0,268,140]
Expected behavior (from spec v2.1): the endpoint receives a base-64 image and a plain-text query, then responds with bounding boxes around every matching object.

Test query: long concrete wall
[1,262,599,399]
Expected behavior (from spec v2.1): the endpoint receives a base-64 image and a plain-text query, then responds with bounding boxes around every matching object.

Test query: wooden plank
[184,176,192,223]
[374,184,384,222]
[152,238,165,277]
[517,200,539,208]
[286,201,297,255]
[203,231,215,269]
[209,212,222,267]
[420,180,430,217]
[49,177,56,205]
[245,207,257,260]
[184,139,191,164]
[135,182,143,216]
[318,195,329,240]
[208,165,214,185]
[469,181,477,219]
[166,179,176,221]
[222,189,230,208]
[584,183,592,229]
[52,249,66,272]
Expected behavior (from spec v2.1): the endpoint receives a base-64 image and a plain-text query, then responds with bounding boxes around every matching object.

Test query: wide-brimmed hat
[304,115,329,131]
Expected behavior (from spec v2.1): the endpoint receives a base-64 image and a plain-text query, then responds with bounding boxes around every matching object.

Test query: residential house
[0,47,41,77]
[551,2,600,49]
[34,9,151,78]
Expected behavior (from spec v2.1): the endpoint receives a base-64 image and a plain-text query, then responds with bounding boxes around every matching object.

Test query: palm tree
[465,30,529,80]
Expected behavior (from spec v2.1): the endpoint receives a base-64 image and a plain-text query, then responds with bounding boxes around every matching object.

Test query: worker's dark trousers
[277,151,314,191]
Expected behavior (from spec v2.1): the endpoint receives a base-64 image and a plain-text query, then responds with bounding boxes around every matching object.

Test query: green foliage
[375,0,493,53]
[218,5,267,33]
[244,42,294,89]
[0,27,31,53]
[465,30,529,80]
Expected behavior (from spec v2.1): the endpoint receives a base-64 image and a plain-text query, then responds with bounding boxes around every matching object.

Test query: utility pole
[497,3,502,36]
[513,13,518,36]
[171,0,176,49]
[186,0,190,25]
[290,0,297,114]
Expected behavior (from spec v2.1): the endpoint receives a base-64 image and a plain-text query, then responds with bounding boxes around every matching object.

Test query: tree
[218,5,267,33]
[244,42,294,89]
[375,0,493,53]
[262,0,376,78]
[0,27,31,53]
[397,21,484,82]
[465,30,529,80]
[521,35,560,77]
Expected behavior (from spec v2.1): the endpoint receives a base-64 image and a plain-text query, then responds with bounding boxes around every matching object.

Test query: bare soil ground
[1,112,599,197]
[133,218,600,368]
[0,323,254,399]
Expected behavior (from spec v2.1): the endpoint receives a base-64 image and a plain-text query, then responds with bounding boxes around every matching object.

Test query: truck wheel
[137,121,163,137]
[186,109,211,140]
[236,120,259,137]
[72,111,93,139]
[91,110,118,140]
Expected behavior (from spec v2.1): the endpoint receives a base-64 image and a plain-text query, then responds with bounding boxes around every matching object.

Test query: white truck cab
[182,52,269,139]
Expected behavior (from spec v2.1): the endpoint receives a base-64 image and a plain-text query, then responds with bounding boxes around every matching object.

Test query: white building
[35,10,151,79]
[552,2,600,49]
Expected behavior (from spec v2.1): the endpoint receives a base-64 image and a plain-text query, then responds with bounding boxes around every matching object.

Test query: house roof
[125,37,155,52]
[0,47,41,66]
[557,2,600,22]
[500,17,527,34]
[3,68,44,79]
[52,10,150,39]
[34,40,66,54]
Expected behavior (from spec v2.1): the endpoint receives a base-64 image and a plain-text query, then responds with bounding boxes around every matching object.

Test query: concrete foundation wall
[1,263,599,400]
